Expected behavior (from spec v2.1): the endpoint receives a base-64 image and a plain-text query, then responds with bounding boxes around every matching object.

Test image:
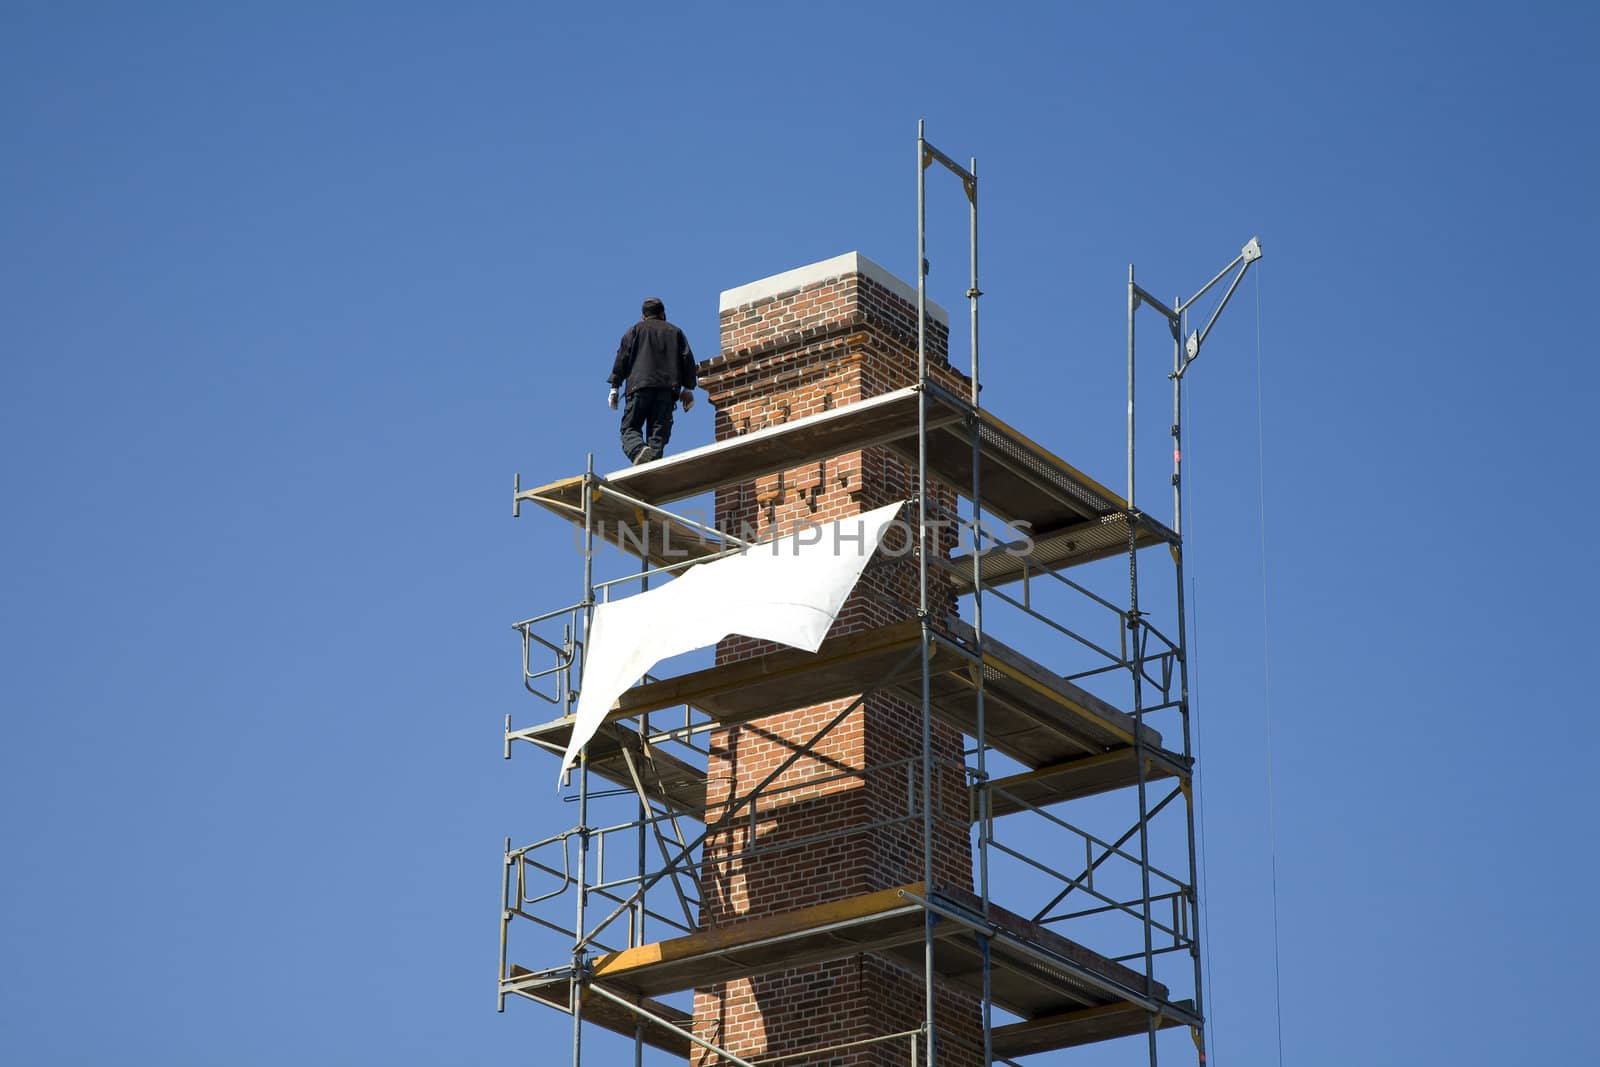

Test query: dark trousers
[619,386,676,461]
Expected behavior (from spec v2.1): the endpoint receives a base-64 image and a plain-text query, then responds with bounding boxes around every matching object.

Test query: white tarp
[558,500,906,780]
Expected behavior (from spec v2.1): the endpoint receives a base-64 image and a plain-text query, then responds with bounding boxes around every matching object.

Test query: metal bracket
[922,138,978,205]
[1131,282,1181,329]
[1173,235,1264,378]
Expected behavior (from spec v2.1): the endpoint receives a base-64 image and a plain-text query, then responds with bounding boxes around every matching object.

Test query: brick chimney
[691,253,981,1065]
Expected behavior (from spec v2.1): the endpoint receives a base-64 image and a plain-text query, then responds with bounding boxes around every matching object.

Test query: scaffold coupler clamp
[569,958,593,1009]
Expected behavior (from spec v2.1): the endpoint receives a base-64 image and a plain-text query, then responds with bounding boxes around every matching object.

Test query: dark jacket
[609,318,696,392]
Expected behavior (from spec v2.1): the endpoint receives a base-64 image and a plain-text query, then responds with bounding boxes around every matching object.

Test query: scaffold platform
[505,965,695,1057]
[513,717,708,815]
[549,882,1194,1057]
[509,617,1186,819]
[516,379,1176,579]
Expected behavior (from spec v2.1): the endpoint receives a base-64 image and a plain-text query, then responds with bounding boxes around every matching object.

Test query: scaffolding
[500,124,1260,1066]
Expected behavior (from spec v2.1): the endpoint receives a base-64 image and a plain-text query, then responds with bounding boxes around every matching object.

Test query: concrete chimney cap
[719,252,950,326]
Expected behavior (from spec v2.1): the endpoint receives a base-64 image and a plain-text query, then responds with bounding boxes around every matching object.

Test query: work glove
[679,388,695,412]
[607,388,619,410]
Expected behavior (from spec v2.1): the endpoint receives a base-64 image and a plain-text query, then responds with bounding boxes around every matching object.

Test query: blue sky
[3,2,1596,1064]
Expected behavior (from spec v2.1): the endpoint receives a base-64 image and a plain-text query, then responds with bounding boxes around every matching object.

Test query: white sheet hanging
[558,500,906,781]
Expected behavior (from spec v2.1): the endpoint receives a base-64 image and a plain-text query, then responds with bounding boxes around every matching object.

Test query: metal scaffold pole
[1123,235,1263,1064]
[634,553,650,1067]
[1173,296,1207,1063]
[1128,264,1159,1066]
[966,153,993,1067]
[918,120,983,1066]
[572,452,597,1067]
[915,117,936,1067]
[1128,265,1136,511]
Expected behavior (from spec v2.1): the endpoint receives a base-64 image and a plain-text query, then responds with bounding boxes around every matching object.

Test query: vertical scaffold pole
[573,452,597,1067]
[965,154,993,1067]
[1171,300,1183,535]
[1128,265,1137,509]
[1174,300,1206,1064]
[1132,529,1157,1067]
[967,157,981,406]
[914,118,937,1067]
[634,552,650,1067]
[1127,271,1158,1067]
[498,836,511,1013]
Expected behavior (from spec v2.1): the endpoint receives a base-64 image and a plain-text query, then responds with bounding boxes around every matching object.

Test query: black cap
[641,297,665,319]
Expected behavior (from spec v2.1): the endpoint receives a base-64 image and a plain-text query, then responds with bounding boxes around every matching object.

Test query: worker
[607,296,698,465]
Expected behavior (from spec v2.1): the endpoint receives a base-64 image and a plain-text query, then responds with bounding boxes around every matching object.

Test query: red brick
[691,259,981,1065]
